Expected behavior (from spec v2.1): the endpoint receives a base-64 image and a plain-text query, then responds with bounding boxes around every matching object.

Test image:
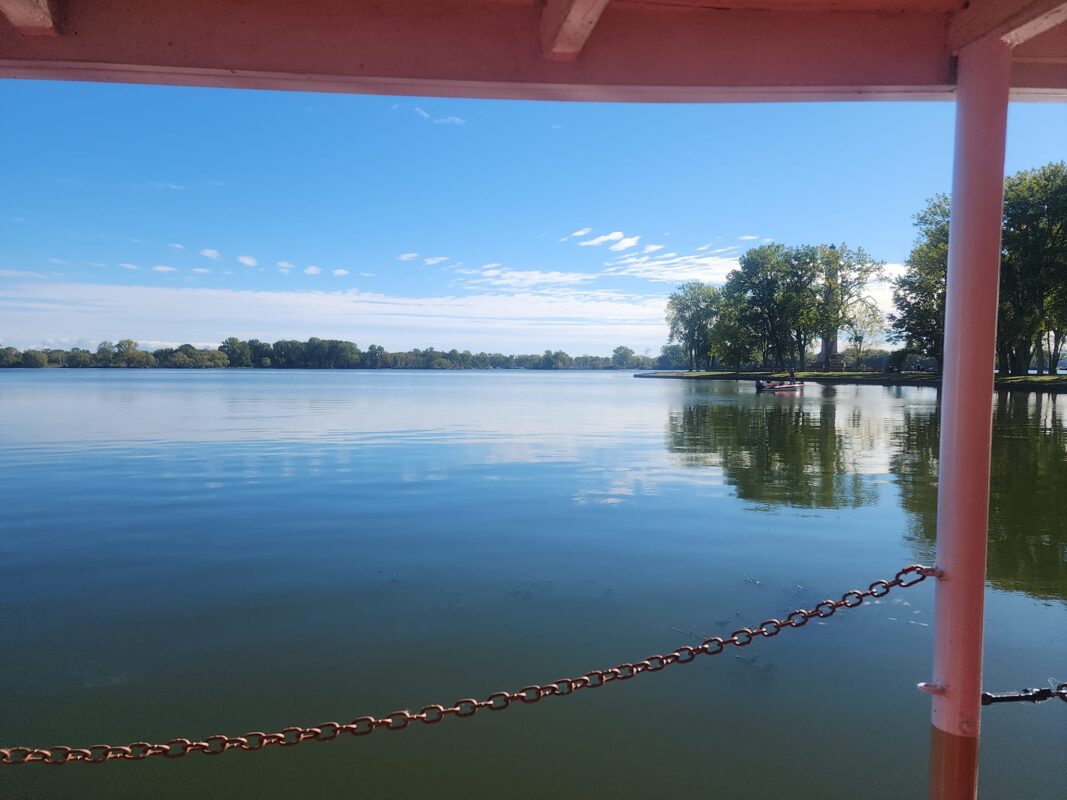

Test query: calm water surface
[1,371,1064,799]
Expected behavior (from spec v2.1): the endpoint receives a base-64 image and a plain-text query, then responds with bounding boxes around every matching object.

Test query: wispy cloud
[200,248,220,260]
[192,268,211,274]
[0,281,668,353]
[0,269,49,279]
[359,272,375,277]
[168,243,185,250]
[332,269,350,277]
[424,256,448,266]
[398,252,419,261]
[569,227,592,238]
[604,250,739,284]
[152,265,178,273]
[643,244,664,254]
[49,258,67,264]
[237,255,257,267]
[456,265,598,290]
[609,235,641,252]
[579,231,624,247]
[149,182,186,191]
[119,263,139,270]
[277,261,294,274]
[304,266,322,275]
[738,234,759,241]
[414,107,465,125]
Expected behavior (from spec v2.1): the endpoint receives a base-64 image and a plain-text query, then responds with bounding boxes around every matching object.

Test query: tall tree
[888,194,950,366]
[998,162,1067,375]
[665,282,720,371]
[814,244,884,369]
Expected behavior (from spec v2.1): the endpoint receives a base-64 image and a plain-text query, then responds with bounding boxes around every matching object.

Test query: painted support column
[928,34,1012,800]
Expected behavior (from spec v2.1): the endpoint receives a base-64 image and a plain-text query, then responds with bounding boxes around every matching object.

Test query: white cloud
[868,263,907,317]
[237,255,257,267]
[200,248,221,260]
[738,235,759,241]
[0,269,49,279]
[0,281,668,353]
[434,116,465,126]
[458,266,599,290]
[414,108,430,119]
[562,227,592,241]
[277,261,294,274]
[609,235,641,252]
[643,244,664,254]
[332,269,350,277]
[152,265,178,273]
[119,263,139,270]
[579,231,625,247]
[604,250,739,284]
[304,266,322,275]
[359,272,376,277]
[192,268,211,274]
[424,256,448,265]
[168,243,185,250]
[398,252,418,261]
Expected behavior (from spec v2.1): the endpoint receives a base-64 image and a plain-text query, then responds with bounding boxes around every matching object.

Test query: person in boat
[755,378,765,392]
[788,368,796,384]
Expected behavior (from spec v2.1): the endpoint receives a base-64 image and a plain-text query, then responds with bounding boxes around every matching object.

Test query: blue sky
[1,80,1065,354]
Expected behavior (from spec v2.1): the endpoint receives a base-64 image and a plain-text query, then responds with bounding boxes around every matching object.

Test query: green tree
[666,281,720,371]
[611,346,635,369]
[998,162,1067,375]
[888,195,950,366]
[95,340,116,367]
[220,337,253,367]
[0,347,20,367]
[844,301,884,368]
[709,293,760,372]
[814,244,884,368]
[21,349,48,368]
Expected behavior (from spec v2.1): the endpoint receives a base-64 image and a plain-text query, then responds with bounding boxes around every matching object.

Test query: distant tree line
[0,339,665,371]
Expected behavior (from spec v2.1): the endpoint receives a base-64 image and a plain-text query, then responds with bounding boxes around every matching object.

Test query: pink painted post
[928,35,1013,800]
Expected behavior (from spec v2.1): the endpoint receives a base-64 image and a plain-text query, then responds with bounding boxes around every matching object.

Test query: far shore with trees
[0,339,666,372]
[4,162,1064,388]
[657,161,1067,386]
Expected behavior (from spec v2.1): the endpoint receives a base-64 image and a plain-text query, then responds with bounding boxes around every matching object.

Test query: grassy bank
[635,370,1067,393]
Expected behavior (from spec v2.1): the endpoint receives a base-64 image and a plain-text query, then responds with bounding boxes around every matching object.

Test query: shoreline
[635,370,1067,393]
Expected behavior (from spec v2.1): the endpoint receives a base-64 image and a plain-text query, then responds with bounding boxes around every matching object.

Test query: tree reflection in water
[666,384,877,509]
[667,383,1066,602]
[893,390,1067,602]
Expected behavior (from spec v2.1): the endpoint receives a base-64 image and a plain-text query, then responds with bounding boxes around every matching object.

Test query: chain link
[1,564,934,766]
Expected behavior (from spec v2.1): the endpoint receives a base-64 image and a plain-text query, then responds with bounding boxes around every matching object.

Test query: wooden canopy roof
[1,1,1065,102]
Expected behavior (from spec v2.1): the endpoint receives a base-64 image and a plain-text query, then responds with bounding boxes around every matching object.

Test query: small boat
[755,380,804,393]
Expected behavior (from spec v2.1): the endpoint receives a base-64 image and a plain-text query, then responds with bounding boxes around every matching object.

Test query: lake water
[1,371,1064,799]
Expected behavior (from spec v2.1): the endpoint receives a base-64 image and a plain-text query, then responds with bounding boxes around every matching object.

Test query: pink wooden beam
[0,0,59,36]
[950,0,1067,51]
[928,32,1012,800]
[541,0,611,61]
[0,1,961,102]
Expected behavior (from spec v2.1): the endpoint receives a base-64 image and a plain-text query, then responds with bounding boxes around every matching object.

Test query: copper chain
[1,564,935,766]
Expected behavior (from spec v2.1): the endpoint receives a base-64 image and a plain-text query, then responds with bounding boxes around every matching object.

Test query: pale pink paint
[931,31,1012,751]
[0,0,1063,101]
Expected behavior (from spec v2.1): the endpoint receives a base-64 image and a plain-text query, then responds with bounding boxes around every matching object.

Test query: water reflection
[666,387,879,508]
[891,391,1067,602]
[663,382,1066,602]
